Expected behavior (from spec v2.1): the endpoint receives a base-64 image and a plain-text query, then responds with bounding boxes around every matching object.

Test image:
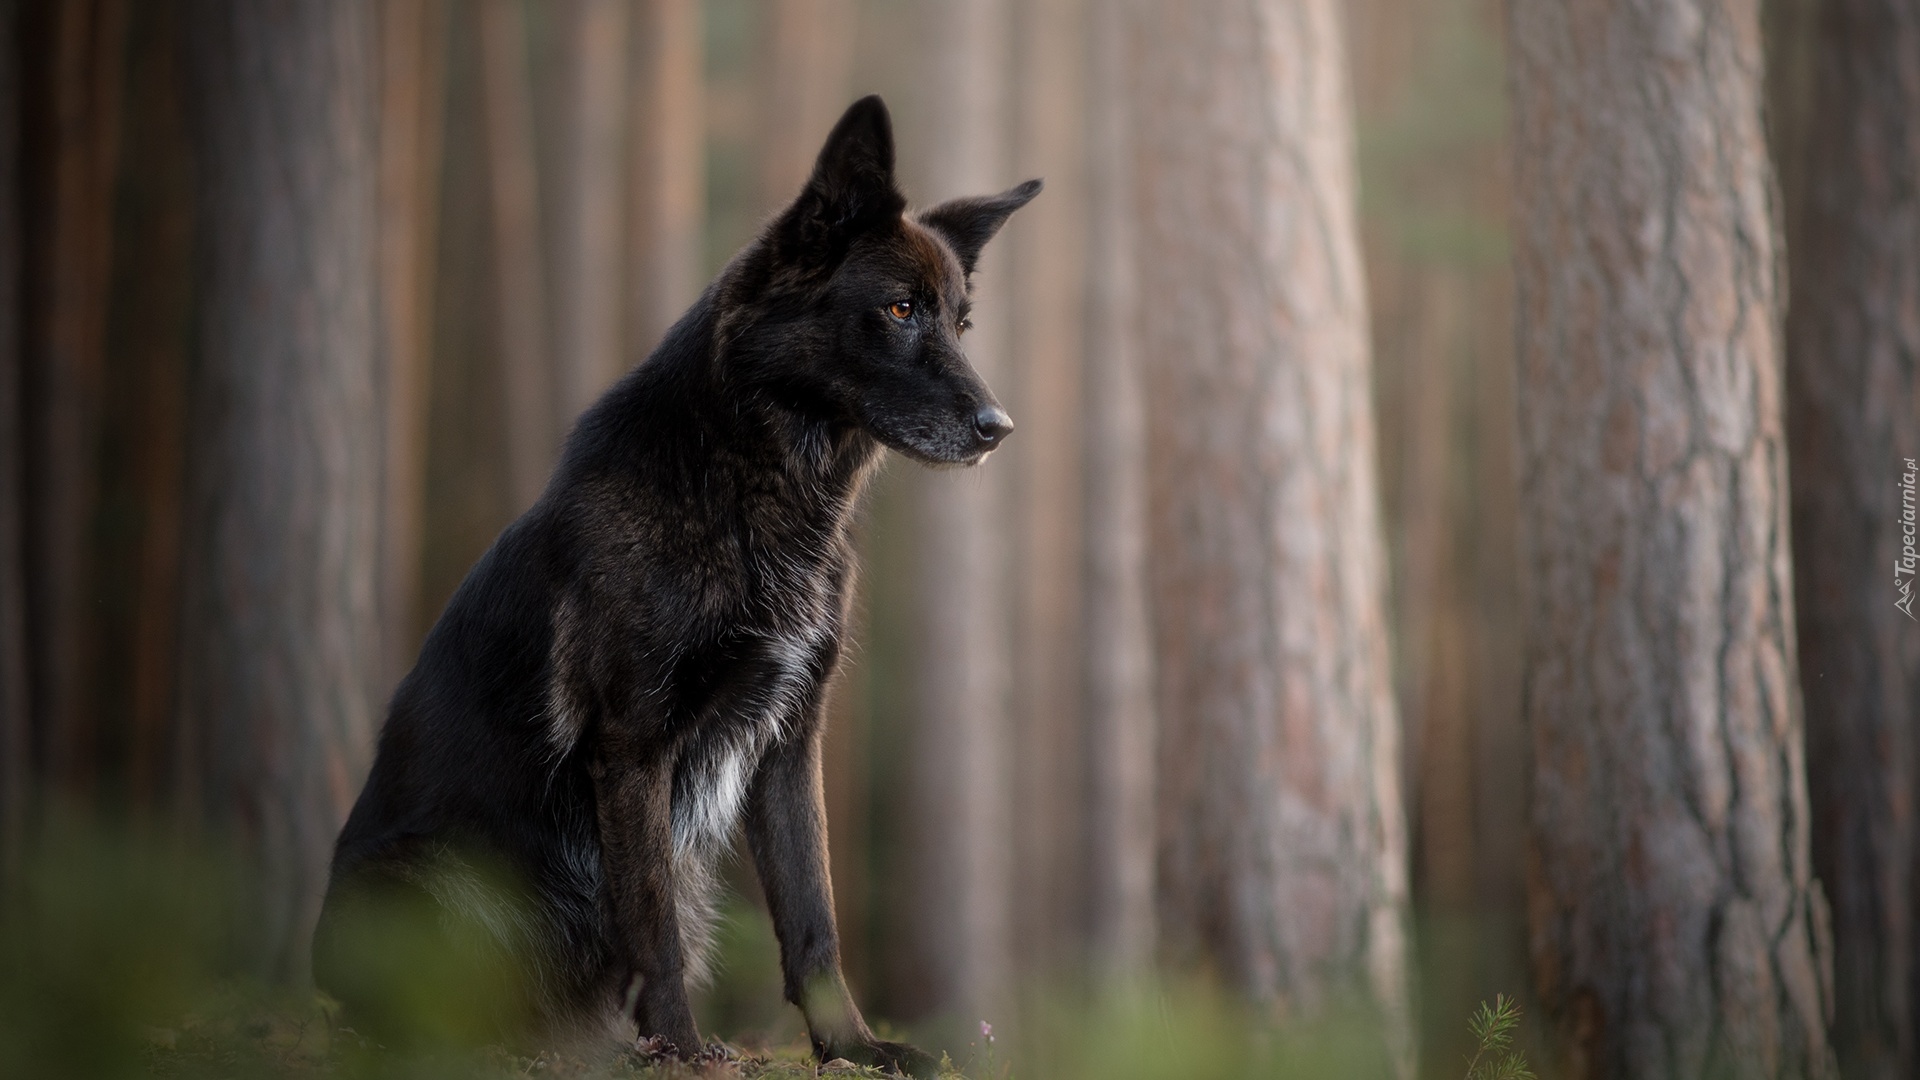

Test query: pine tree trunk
[1125,0,1410,1059]
[1506,1,1837,1076]
[1784,3,1920,1077]
[626,0,701,358]
[376,0,447,672]
[754,0,853,215]
[1079,0,1156,982]
[0,0,26,891]
[21,0,124,799]
[177,0,382,981]
[478,0,551,513]
[910,0,1017,1025]
[1008,0,1086,985]
[548,0,627,423]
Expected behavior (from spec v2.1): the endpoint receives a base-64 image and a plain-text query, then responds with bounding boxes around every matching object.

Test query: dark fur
[313,97,1038,1076]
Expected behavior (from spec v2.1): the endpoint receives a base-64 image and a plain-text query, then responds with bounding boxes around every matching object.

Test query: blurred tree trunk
[627,0,701,358]
[755,0,852,215]
[910,0,1016,1026]
[177,0,381,981]
[1507,1,1837,1077]
[1078,0,1155,983]
[754,0,868,989]
[1784,3,1920,1078]
[1125,0,1411,1061]
[1007,0,1086,983]
[377,0,448,670]
[20,0,124,799]
[478,0,551,512]
[0,0,25,888]
[548,0,627,423]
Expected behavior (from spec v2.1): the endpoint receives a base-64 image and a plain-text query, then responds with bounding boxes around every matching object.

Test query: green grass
[0,822,1534,1079]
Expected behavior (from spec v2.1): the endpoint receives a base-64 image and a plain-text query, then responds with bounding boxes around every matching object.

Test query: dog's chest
[664,538,845,852]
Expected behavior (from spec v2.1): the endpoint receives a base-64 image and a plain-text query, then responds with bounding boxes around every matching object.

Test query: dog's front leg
[590,740,703,1056]
[745,722,937,1078]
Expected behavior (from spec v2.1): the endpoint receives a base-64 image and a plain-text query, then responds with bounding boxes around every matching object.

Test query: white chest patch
[669,626,830,854]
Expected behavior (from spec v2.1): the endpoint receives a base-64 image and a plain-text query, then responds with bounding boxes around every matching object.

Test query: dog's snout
[973,405,1014,448]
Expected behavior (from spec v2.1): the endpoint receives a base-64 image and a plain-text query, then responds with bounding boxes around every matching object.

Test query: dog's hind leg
[589,738,705,1056]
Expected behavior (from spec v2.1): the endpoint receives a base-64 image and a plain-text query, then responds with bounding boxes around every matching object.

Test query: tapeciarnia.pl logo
[1899,457,1918,621]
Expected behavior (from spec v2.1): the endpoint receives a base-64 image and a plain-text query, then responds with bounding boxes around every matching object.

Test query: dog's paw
[830,1038,939,1078]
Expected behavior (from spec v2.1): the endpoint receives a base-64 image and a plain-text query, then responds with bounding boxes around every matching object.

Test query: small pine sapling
[1463,995,1535,1080]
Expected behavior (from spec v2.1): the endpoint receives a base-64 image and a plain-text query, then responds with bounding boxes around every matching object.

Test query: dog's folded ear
[772,95,907,273]
[917,179,1043,276]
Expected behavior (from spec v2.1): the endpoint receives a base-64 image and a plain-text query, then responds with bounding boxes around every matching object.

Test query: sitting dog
[313,95,1038,1077]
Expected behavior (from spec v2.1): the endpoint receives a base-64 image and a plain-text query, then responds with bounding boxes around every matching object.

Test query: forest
[0,0,1914,1078]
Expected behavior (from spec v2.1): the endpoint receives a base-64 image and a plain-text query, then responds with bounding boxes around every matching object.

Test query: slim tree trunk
[911,0,1017,1026]
[0,0,26,890]
[377,0,448,672]
[1785,4,1920,1078]
[627,0,701,358]
[755,0,853,215]
[21,0,124,798]
[1079,0,1155,982]
[1125,0,1410,1060]
[177,0,381,981]
[548,0,627,423]
[1507,1,1836,1076]
[1008,0,1087,983]
[478,0,552,512]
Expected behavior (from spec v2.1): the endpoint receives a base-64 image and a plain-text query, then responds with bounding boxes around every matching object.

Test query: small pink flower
[979,1020,993,1043]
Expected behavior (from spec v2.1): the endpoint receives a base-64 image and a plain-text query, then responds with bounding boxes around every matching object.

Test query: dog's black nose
[974,406,1014,447]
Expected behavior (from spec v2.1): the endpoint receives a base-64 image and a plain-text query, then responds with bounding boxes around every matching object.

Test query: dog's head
[733,95,1039,467]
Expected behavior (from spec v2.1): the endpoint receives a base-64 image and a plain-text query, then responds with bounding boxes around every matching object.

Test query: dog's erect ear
[917,179,1043,275]
[771,96,906,271]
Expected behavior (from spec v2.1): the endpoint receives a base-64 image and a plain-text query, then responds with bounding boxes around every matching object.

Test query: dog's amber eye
[887,300,913,320]
[957,317,973,336]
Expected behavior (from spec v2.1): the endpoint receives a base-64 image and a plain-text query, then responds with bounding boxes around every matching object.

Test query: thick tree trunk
[911,0,1016,1026]
[1506,2,1836,1077]
[626,0,701,358]
[1784,4,1920,1078]
[377,0,448,671]
[1079,0,1155,982]
[548,0,627,423]
[177,0,381,981]
[1125,0,1410,1058]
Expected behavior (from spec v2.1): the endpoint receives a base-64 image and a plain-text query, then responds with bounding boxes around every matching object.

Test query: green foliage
[1462,995,1535,1080]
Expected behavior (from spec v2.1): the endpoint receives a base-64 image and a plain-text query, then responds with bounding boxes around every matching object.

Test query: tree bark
[1005,0,1087,987]
[755,0,853,216]
[478,0,552,513]
[910,0,1017,1026]
[548,0,627,423]
[1125,0,1410,1059]
[1079,0,1155,983]
[627,0,701,358]
[0,0,26,889]
[1506,1,1837,1076]
[177,0,382,981]
[21,0,125,799]
[1784,4,1920,1078]
[377,0,448,672]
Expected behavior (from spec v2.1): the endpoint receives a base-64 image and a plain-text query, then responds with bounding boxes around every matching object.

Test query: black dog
[313,96,1038,1076]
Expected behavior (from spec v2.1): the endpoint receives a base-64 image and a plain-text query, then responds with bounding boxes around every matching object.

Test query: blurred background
[0,0,1906,1078]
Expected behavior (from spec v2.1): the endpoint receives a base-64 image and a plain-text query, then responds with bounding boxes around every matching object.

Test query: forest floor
[139,999,972,1080]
